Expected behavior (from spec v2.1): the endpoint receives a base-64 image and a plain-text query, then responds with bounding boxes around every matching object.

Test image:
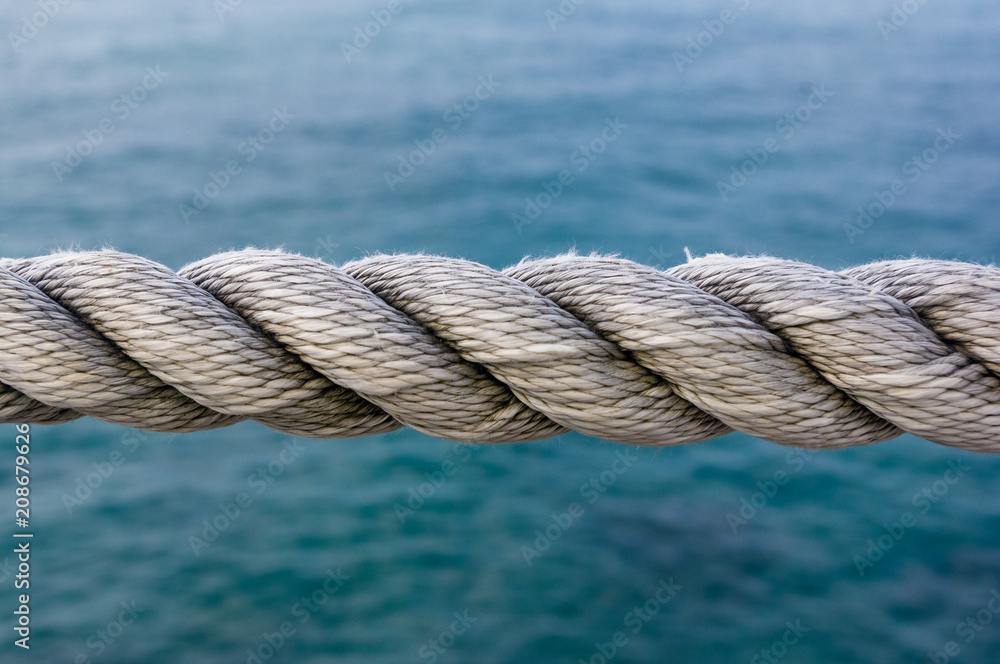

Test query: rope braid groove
[1,249,999,452]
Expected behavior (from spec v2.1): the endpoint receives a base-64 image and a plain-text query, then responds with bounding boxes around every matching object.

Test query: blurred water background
[2,0,1000,662]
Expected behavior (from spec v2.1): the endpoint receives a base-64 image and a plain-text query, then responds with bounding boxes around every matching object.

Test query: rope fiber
[2,249,999,452]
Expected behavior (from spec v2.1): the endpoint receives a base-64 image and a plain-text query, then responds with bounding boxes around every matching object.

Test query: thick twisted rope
[1,250,999,452]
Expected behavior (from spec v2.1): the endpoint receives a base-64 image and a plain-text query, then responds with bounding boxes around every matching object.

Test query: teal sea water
[3,1,1000,662]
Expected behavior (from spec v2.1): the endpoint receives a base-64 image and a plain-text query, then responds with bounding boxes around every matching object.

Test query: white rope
[1,249,998,452]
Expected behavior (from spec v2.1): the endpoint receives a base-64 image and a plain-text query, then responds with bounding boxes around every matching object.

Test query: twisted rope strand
[1,250,998,452]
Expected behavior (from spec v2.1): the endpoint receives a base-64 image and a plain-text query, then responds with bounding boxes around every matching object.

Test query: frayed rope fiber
[2,250,1000,452]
